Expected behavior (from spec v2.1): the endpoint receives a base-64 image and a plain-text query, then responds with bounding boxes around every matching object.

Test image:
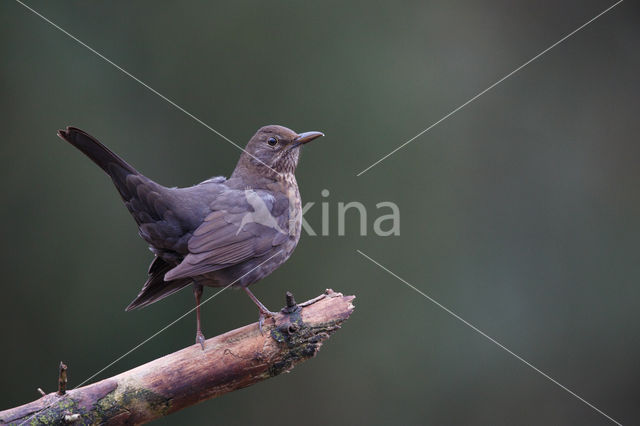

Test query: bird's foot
[195,331,206,350]
[258,309,278,335]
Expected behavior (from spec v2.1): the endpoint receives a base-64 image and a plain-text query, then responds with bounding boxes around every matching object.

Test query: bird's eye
[267,137,278,146]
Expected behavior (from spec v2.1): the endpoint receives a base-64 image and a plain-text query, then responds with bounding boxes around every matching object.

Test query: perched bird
[57,125,323,348]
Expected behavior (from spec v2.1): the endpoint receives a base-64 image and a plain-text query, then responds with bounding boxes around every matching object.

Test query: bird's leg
[194,284,206,350]
[243,287,277,334]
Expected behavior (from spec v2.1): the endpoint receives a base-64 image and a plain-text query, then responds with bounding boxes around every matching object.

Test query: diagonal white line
[356,0,624,176]
[14,0,282,177]
[18,249,283,425]
[356,249,622,426]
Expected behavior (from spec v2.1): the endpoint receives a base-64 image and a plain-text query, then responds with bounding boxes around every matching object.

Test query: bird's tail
[57,126,143,201]
[126,257,192,311]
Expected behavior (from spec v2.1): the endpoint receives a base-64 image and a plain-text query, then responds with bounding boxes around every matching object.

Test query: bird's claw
[258,310,277,335]
[196,331,206,350]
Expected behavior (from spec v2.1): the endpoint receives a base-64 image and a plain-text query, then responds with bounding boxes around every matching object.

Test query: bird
[57,125,324,349]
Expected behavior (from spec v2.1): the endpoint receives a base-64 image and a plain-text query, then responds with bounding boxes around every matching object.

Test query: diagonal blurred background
[1,1,638,424]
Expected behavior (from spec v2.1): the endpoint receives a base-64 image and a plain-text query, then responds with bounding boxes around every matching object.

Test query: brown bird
[57,125,324,348]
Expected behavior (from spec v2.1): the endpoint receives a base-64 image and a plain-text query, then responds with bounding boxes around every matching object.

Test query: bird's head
[232,125,323,180]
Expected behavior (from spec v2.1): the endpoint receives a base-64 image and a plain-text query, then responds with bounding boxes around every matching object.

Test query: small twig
[298,288,335,307]
[57,362,67,396]
[36,388,46,397]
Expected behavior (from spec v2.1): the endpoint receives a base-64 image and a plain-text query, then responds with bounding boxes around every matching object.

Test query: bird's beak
[291,131,324,149]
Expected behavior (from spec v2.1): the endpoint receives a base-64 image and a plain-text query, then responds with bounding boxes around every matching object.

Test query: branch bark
[1,289,355,425]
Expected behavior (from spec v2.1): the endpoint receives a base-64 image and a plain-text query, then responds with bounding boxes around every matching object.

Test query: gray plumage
[57,125,323,346]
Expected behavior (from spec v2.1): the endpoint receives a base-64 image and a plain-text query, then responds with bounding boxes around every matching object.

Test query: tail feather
[126,257,192,311]
[57,126,143,201]
[59,126,194,309]
[57,126,138,175]
[57,126,183,248]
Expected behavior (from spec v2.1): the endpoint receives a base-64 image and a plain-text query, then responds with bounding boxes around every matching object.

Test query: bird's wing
[164,189,290,281]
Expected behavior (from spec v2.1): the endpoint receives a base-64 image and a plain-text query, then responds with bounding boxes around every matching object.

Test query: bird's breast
[283,176,302,242]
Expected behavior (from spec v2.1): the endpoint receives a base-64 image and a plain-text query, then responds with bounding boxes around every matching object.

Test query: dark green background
[1,1,638,424]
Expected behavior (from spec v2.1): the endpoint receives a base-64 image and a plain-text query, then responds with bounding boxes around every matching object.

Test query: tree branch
[1,289,355,425]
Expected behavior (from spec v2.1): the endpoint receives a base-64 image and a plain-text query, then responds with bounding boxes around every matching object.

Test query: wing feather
[164,189,290,281]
